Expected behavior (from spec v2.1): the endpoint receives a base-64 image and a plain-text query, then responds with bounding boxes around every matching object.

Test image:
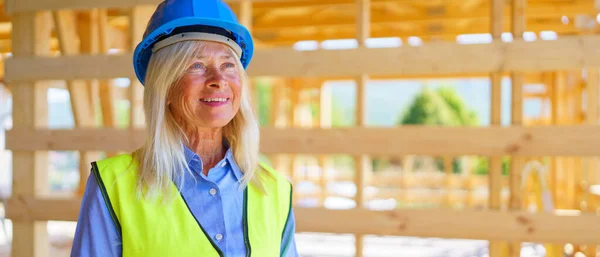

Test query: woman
[70,0,298,256]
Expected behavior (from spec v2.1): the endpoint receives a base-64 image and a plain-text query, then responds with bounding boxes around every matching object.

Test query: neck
[176,118,225,176]
[187,129,224,176]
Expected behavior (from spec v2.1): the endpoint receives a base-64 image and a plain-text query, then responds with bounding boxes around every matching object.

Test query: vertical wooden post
[76,10,105,195]
[129,6,155,128]
[509,0,525,256]
[9,11,52,257]
[585,68,599,257]
[444,157,453,207]
[489,0,506,256]
[354,0,370,256]
[270,79,289,181]
[78,10,100,116]
[53,10,100,196]
[289,80,300,205]
[319,84,333,206]
[97,9,119,156]
[236,1,258,113]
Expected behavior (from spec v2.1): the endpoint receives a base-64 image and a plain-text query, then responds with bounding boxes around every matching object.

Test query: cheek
[228,78,242,105]
[169,78,200,113]
[179,77,202,100]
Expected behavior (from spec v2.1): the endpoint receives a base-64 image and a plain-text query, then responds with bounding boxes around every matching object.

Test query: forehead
[194,41,235,59]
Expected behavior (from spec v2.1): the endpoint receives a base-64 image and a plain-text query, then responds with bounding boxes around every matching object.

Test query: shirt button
[209,188,217,196]
[215,233,223,241]
[220,161,226,167]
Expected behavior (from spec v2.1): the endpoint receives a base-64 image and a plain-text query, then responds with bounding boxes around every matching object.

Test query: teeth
[201,98,227,102]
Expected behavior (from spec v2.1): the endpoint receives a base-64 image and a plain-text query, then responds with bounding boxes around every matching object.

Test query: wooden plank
[4,0,312,13]
[354,1,370,254]
[9,11,52,257]
[584,68,599,257]
[296,208,600,245]
[77,9,100,110]
[7,126,600,156]
[259,21,579,45]
[7,198,600,245]
[6,0,593,18]
[509,1,526,256]
[6,35,600,82]
[53,9,99,198]
[252,2,595,31]
[489,0,506,255]
[97,9,118,134]
[6,197,82,221]
[52,10,96,126]
[129,6,154,128]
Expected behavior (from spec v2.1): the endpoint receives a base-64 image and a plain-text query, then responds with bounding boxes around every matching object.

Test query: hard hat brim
[133,16,254,85]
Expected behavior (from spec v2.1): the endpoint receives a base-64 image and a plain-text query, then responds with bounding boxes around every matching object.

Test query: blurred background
[1,0,600,257]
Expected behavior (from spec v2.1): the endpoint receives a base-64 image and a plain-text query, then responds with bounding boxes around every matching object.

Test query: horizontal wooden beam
[5,35,600,81]
[294,207,600,245]
[257,21,577,45]
[6,126,600,156]
[6,197,81,222]
[6,197,600,244]
[4,0,322,13]
[252,2,594,30]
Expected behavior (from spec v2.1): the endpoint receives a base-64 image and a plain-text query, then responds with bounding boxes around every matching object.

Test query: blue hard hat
[133,0,254,85]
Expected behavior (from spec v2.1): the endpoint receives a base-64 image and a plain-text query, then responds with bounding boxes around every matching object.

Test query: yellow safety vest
[91,153,292,257]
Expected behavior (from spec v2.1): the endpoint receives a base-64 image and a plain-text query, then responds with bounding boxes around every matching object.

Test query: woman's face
[169,41,242,129]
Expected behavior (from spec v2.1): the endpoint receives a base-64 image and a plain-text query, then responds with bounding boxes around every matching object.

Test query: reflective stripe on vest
[91,153,292,257]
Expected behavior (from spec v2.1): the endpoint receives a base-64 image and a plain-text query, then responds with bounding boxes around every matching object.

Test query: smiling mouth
[200,97,229,102]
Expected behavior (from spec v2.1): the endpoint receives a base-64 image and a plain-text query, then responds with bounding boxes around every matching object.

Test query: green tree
[399,87,460,126]
[255,79,272,126]
[395,86,489,174]
[436,86,479,126]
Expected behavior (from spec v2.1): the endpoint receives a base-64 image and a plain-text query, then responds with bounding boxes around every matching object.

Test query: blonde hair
[134,40,263,200]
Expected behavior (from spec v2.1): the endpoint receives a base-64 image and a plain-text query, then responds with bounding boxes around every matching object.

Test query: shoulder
[255,162,293,200]
[92,152,139,186]
[95,152,137,170]
[258,161,292,187]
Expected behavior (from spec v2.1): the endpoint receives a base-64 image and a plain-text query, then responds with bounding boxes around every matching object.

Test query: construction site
[1,0,600,256]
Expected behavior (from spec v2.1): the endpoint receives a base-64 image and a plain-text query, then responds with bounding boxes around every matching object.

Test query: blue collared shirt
[70,146,298,257]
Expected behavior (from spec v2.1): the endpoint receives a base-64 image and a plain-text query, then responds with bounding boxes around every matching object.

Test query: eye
[187,62,205,73]
[223,62,236,70]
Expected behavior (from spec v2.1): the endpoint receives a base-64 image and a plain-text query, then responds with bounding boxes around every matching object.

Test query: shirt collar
[182,139,243,181]
[224,146,244,181]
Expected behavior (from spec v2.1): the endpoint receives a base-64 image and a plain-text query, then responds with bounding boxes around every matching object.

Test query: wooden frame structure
[3,0,600,257]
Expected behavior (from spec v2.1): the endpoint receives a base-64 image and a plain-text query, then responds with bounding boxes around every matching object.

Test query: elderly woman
[70,0,298,256]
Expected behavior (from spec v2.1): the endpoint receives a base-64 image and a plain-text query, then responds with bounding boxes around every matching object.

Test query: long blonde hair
[134,40,263,200]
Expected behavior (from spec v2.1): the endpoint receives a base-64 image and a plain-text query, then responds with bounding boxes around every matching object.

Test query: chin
[200,117,234,129]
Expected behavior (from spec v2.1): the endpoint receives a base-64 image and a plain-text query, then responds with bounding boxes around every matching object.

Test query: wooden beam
[295,208,600,245]
[489,0,506,255]
[6,198,600,245]
[6,35,600,82]
[254,19,578,45]
[7,126,600,156]
[52,10,96,126]
[97,9,118,132]
[9,11,52,257]
[584,68,600,257]
[251,2,595,30]
[509,0,526,256]
[128,6,155,128]
[6,0,592,16]
[5,0,344,13]
[354,1,370,256]
[53,9,99,198]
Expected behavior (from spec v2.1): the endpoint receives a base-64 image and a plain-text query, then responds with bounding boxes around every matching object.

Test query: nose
[205,68,227,88]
